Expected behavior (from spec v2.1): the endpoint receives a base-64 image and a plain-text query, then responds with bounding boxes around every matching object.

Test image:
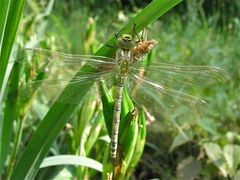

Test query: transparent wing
[12,48,115,73]
[131,62,224,91]
[22,70,116,104]
[127,74,206,119]
[12,48,116,104]
[128,62,224,117]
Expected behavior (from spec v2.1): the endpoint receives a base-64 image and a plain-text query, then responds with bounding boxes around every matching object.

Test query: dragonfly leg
[132,23,140,43]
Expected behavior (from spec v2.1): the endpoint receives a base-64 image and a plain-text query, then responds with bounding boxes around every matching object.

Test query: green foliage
[1,0,240,179]
[204,143,240,178]
[40,155,103,172]
[0,0,26,90]
[177,156,202,180]
[1,0,183,179]
[0,0,26,177]
[98,80,114,136]
[125,109,146,178]
[138,14,240,178]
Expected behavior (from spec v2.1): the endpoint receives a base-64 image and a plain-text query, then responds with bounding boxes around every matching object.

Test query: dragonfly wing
[21,70,116,104]
[131,62,225,91]
[13,48,116,104]
[12,48,115,73]
[127,73,209,118]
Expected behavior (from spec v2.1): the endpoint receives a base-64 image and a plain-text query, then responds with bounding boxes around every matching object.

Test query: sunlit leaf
[40,155,102,172]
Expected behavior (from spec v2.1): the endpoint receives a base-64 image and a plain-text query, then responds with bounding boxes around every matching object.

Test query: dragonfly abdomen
[111,75,126,160]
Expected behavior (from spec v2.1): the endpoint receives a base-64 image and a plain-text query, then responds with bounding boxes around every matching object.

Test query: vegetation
[0,0,239,179]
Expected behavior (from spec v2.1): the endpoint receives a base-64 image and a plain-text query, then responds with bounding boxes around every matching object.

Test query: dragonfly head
[117,34,135,50]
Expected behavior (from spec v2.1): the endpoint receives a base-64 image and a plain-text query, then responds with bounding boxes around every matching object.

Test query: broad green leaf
[126,109,146,178]
[121,86,134,118]
[98,80,114,136]
[198,117,219,135]
[177,156,201,180]
[119,109,138,158]
[118,109,138,178]
[203,143,227,177]
[169,130,193,152]
[223,144,240,176]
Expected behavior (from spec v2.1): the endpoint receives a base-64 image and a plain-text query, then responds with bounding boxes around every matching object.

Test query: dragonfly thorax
[116,49,133,75]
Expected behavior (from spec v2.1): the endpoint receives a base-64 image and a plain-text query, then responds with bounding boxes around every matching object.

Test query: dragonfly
[13,26,224,163]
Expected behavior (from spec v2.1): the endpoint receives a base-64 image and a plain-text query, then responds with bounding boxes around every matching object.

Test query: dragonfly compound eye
[122,34,132,41]
[117,34,135,49]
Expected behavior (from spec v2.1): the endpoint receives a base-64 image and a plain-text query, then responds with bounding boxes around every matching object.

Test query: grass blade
[1,61,20,176]
[0,0,26,176]
[40,155,103,172]
[0,0,10,50]
[0,0,26,91]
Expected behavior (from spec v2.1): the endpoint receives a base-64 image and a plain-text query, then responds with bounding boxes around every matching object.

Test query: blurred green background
[1,0,240,179]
